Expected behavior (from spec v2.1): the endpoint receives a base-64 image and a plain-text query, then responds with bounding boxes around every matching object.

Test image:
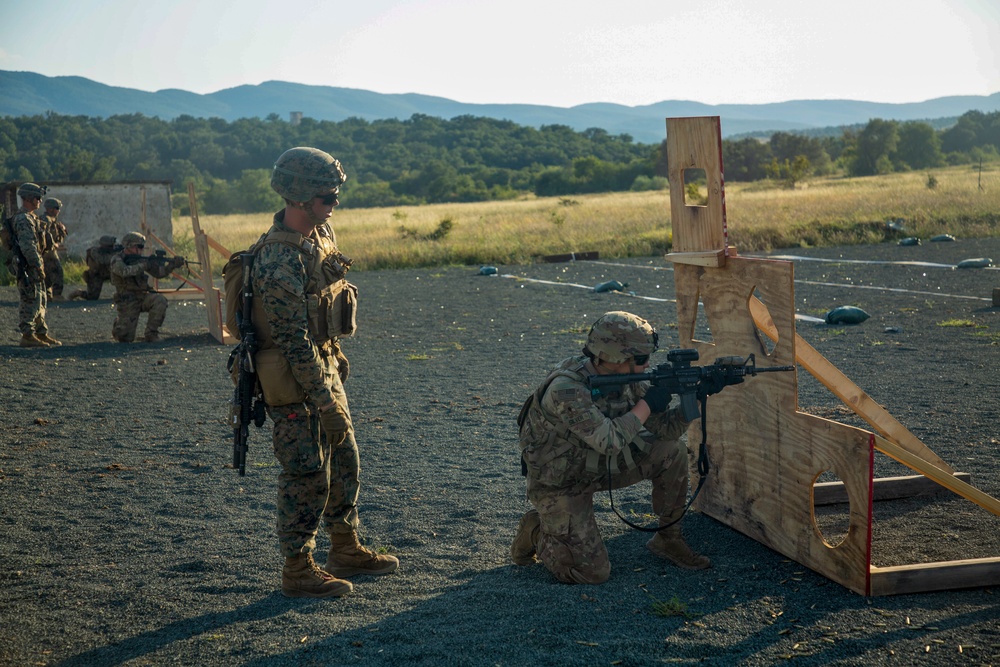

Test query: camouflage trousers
[268,382,361,558]
[43,251,63,297]
[77,268,109,300]
[112,292,167,342]
[16,278,48,336]
[527,433,689,585]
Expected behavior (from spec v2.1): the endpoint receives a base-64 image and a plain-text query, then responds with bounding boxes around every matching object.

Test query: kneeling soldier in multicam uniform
[252,147,398,599]
[512,311,710,585]
[69,235,119,300]
[109,232,183,343]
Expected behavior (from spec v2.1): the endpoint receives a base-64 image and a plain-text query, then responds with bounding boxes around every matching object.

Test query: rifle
[588,348,795,422]
[228,253,266,475]
[123,249,199,269]
[588,348,794,532]
[2,210,32,286]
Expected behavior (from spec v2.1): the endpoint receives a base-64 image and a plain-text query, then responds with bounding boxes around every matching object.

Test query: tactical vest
[518,357,652,488]
[247,222,357,352]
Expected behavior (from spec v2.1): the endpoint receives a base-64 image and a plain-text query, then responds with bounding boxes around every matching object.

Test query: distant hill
[3,70,999,144]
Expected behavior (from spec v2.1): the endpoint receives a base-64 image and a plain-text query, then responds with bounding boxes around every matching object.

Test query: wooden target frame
[665,116,1000,595]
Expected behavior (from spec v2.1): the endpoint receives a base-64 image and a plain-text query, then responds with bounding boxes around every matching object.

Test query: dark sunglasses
[317,191,339,205]
[135,244,145,249]
[632,354,650,366]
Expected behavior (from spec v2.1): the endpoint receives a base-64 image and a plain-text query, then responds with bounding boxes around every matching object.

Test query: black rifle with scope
[588,348,795,422]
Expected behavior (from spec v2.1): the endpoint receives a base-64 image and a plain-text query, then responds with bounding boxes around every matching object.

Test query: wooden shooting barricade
[664,116,1000,595]
[141,183,236,344]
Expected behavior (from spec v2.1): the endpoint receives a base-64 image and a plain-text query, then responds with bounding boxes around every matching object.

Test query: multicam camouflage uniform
[70,236,118,300]
[10,204,50,337]
[251,209,359,558]
[39,199,67,299]
[109,239,177,342]
[519,355,689,584]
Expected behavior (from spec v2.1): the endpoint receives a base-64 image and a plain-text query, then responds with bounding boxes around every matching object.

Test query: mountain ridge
[3,70,998,143]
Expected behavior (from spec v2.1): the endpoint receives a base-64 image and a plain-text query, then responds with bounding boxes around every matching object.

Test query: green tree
[848,119,899,176]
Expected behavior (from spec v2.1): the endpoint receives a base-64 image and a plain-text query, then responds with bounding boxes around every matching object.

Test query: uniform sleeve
[110,255,146,278]
[645,405,690,442]
[13,214,42,268]
[542,376,643,456]
[253,244,334,407]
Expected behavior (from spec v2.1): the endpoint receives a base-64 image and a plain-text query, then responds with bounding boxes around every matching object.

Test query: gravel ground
[1,238,999,667]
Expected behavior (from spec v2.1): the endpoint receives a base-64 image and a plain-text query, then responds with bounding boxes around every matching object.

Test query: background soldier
[38,197,67,301]
[251,146,398,599]
[8,183,60,347]
[69,235,119,300]
[512,311,710,585]
[109,231,183,343]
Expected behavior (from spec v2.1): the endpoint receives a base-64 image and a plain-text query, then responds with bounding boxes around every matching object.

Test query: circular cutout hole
[812,469,851,548]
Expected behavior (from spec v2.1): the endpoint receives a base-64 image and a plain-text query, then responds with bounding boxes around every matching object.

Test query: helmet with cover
[16,182,46,200]
[270,147,347,202]
[584,311,658,364]
[122,231,146,248]
[43,198,62,210]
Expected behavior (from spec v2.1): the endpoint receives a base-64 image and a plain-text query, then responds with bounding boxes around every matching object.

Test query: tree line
[1,110,997,214]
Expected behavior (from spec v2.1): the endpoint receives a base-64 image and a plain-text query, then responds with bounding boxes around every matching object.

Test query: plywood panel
[677,257,874,594]
[666,117,727,254]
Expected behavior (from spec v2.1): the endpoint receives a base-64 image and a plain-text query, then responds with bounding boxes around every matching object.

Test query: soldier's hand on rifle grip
[641,384,672,413]
[318,403,350,446]
[172,256,186,269]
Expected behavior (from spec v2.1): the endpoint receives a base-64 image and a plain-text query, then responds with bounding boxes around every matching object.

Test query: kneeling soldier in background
[109,232,183,343]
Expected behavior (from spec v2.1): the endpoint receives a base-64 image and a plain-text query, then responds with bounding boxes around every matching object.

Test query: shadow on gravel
[52,593,295,667]
[0,333,222,360]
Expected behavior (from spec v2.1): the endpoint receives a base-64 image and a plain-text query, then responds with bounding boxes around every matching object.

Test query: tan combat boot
[36,333,62,346]
[281,553,353,599]
[20,334,48,348]
[510,509,541,565]
[68,289,87,300]
[325,531,399,577]
[647,527,712,570]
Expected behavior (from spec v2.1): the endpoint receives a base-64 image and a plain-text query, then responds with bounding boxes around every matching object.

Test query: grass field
[183,164,1000,273]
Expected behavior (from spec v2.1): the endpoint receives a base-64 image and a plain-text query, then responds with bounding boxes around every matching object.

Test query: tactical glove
[641,384,672,413]
[318,404,351,446]
[172,256,186,269]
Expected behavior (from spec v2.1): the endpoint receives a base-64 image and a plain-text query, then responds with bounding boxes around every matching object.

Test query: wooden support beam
[664,249,727,268]
[748,296,955,474]
[813,472,972,506]
[870,557,1000,596]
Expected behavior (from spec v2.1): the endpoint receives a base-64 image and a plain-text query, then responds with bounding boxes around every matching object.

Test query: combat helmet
[43,198,62,210]
[270,147,347,202]
[584,311,658,364]
[122,231,146,248]
[16,182,46,199]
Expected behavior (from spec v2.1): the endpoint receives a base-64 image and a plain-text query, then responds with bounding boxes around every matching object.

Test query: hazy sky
[3,0,998,107]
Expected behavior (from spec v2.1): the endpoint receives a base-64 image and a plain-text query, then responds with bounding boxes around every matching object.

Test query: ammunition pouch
[254,348,307,406]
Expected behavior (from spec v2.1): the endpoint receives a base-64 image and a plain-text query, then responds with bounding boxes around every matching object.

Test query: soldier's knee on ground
[539,535,611,585]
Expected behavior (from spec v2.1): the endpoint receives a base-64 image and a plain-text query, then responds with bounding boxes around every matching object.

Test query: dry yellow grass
[182,164,1000,272]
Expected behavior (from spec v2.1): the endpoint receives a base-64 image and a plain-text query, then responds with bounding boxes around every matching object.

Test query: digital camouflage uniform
[10,205,50,337]
[251,210,360,558]
[109,250,176,342]
[519,355,690,584]
[39,200,67,299]
[71,236,118,300]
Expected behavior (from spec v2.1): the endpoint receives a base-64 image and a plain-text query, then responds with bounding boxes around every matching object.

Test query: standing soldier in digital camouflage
[512,311,710,584]
[38,197,68,301]
[247,147,398,599]
[7,183,60,347]
[109,231,183,343]
[69,235,119,300]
